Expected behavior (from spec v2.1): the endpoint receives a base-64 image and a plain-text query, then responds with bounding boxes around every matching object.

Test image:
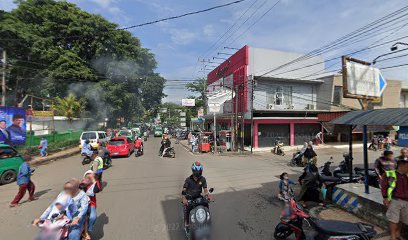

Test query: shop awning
[330,108,408,126]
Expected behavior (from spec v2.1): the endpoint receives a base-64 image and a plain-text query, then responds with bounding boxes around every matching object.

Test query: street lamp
[372,44,408,64]
[390,42,408,51]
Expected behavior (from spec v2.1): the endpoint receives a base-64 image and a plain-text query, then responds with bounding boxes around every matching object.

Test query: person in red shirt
[80,170,101,240]
[134,137,143,155]
[381,159,408,240]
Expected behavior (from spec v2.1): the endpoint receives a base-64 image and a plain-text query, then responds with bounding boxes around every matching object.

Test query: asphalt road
[0,137,291,240]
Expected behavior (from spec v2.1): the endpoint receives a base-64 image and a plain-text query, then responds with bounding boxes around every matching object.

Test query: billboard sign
[33,110,54,121]
[342,56,387,99]
[197,108,204,118]
[181,99,196,107]
[0,107,26,145]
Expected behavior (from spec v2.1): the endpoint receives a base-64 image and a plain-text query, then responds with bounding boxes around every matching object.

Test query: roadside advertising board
[181,99,196,107]
[342,56,387,99]
[0,107,26,145]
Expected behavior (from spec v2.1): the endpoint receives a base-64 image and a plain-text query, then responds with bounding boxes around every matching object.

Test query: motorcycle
[34,213,71,240]
[274,198,376,240]
[290,150,304,167]
[320,157,364,183]
[135,147,143,157]
[183,188,214,240]
[162,147,176,158]
[354,167,379,188]
[272,140,285,156]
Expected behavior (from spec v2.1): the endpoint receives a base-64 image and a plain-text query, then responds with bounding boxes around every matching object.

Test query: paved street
[0,138,387,240]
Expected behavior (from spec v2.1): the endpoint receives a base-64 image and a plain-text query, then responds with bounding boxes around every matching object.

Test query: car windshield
[109,140,125,146]
[82,132,97,140]
[120,131,131,136]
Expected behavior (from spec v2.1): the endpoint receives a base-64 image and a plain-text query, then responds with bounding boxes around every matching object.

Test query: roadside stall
[198,132,212,153]
[219,130,232,152]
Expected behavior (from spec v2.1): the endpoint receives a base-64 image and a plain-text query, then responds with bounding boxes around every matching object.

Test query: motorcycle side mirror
[209,188,214,193]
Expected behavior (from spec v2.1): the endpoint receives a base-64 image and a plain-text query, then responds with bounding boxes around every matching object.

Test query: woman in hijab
[80,170,101,240]
[66,178,90,240]
[303,144,318,166]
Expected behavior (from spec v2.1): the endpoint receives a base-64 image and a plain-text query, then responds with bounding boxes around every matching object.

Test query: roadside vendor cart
[198,132,212,153]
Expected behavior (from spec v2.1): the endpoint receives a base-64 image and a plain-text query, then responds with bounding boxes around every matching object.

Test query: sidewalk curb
[31,147,80,166]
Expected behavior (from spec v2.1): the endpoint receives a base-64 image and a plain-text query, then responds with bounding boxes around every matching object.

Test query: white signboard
[197,108,204,118]
[346,61,387,98]
[181,99,196,107]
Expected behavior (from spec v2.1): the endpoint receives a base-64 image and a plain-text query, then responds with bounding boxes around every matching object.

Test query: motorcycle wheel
[274,224,293,240]
[172,151,176,158]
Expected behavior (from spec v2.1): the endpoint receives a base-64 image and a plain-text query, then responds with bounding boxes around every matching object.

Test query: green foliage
[53,94,85,120]
[185,78,207,116]
[0,0,165,125]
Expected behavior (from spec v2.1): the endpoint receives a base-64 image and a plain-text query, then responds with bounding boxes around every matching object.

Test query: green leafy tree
[53,94,85,121]
[0,0,165,125]
[185,78,207,116]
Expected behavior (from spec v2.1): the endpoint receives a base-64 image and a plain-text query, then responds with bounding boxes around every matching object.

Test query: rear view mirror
[209,188,214,193]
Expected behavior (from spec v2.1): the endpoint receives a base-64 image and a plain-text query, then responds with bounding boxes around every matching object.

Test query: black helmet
[85,139,90,144]
[191,161,203,178]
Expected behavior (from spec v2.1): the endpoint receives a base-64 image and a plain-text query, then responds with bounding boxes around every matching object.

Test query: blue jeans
[68,216,85,240]
[40,147,47,157]
[88,206,97,233]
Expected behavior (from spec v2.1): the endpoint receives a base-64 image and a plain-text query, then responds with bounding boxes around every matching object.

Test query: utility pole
[234,84,239,151]
[241,84,245,152]
[1,49,6,106]
[250,75,255,153]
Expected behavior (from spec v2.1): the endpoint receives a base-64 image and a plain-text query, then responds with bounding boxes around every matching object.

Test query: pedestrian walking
[188,132,192,145]
[191,134,197,152]
[315,131,323,145]
[10,155,37,207]
[39,137,48,157]
[381,158,408,240]
[80,170,101,240]
[384,136,393,151]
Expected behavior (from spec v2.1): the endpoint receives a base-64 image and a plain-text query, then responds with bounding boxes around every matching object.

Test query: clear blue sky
[2,0,408,102]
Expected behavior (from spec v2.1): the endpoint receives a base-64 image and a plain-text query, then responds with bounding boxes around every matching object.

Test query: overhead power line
[118,0,247,30]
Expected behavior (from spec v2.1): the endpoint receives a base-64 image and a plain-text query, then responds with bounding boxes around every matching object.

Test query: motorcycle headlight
[196,209,206,223]
[190,213,196,223]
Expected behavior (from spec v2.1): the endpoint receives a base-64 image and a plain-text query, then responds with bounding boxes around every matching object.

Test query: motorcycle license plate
[113,152,119,155]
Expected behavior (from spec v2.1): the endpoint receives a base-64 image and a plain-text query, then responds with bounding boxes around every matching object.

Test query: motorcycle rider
[81,140,93,157]
[99,142,111,168]
[161,134,171,157]
[135,137,143,155]
[375,150,397,184]
[181,162,212,228]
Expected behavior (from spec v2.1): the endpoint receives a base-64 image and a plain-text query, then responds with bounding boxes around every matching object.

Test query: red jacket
[81,180,101,207]
[135,139,143,148]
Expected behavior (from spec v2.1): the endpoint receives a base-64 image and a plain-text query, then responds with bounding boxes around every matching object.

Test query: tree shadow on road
[92,212,109,240]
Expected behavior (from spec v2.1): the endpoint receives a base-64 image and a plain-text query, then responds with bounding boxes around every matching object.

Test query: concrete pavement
[0,137,389,239]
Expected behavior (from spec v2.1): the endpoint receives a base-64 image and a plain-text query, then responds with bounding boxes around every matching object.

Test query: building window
[275,87,283,106]
[333,86,342,105]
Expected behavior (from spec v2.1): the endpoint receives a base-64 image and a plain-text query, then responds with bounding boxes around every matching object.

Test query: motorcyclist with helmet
[81,139,93,157]
[181,162,212,228]
[160,134,171,157]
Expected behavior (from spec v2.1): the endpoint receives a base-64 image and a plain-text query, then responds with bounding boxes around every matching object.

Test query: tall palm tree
[53,94,85,123]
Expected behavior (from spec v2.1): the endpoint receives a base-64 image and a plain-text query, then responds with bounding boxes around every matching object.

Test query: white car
[79,131,109,150]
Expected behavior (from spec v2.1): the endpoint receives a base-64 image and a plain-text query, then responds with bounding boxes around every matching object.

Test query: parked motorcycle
[290,150,303,167]
[274,198,376,240]
[272,140,285,156]
[354,167,379,188]
[183,188,214,240]
[162,147,176,158]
